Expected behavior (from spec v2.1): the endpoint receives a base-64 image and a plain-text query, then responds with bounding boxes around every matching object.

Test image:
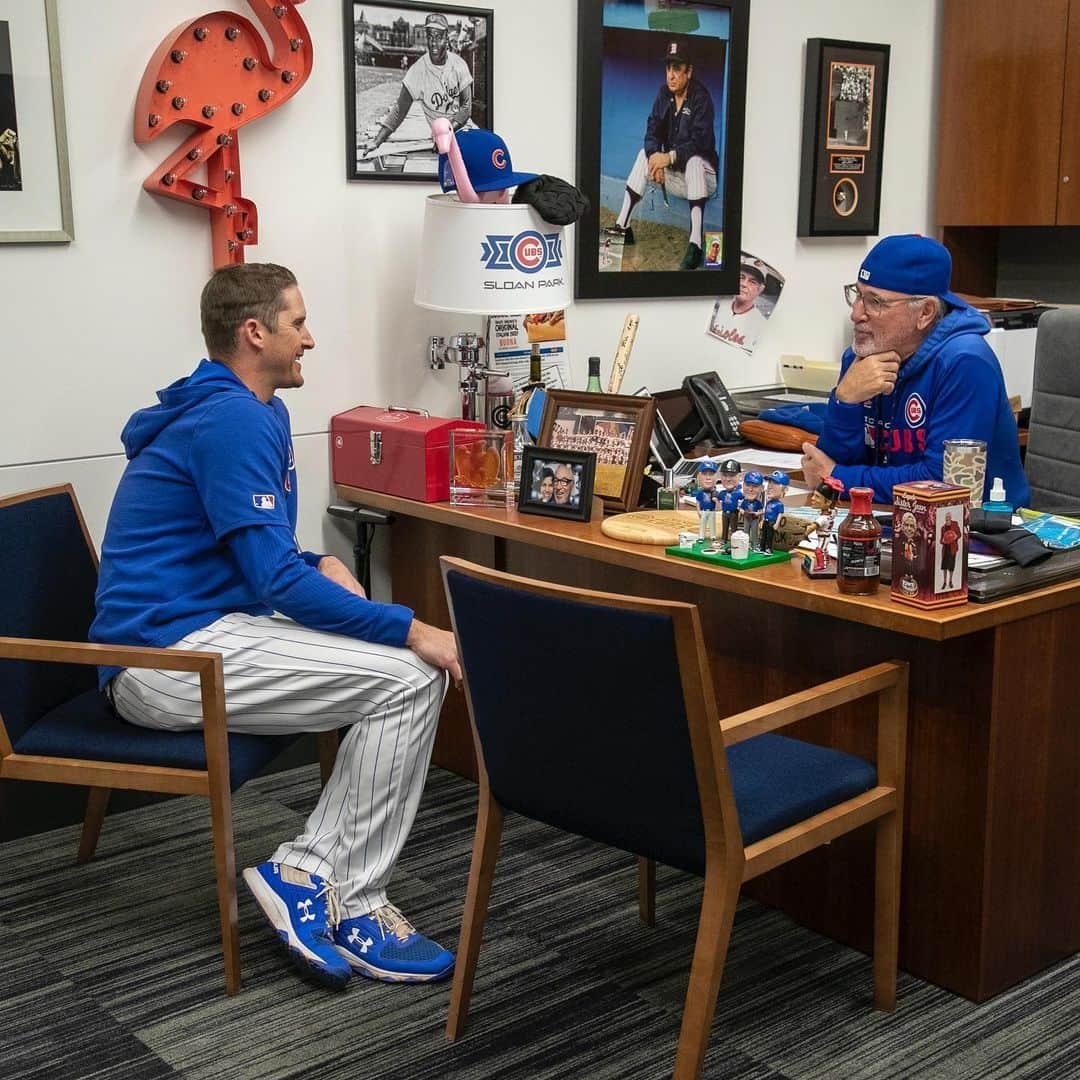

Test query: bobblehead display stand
[666,461,790,570]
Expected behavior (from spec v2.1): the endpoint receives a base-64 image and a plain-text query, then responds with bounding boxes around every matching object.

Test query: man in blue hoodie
[91,263,459,990]
[801,235,1029,508]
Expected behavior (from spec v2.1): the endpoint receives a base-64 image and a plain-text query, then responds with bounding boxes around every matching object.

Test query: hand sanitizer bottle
[982,477,1013,513]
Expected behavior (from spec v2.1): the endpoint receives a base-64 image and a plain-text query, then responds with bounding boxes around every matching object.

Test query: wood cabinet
[937,0,1080,227]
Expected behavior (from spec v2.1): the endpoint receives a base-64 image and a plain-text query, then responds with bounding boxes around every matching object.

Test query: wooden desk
[338,485,1079,1002]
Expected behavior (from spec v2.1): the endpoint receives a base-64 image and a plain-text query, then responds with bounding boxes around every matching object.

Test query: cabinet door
[1058,1,1080,223]
[937,0,1069,226]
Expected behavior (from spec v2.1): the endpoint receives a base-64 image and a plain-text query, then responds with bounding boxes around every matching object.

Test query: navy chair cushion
[14,689,299,792]
[727,733,877,847]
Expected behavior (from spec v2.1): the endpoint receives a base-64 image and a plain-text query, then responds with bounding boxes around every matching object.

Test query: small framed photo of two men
[538,390,656,514]
[575,0,750,300]
[797,39,890,237]
[343,1,493,181]
[517,447,597,523]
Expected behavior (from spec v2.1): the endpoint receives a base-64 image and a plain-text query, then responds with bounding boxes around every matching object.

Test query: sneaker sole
[243,868,350,991]
[333,945,454,984]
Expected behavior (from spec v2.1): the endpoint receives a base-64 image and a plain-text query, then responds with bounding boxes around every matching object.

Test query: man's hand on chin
[801,442,836,492]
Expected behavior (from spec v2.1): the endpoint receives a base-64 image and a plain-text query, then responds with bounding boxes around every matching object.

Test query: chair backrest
[441,558,735,875]
[1026,308,1080,511]
[0,485,100,744]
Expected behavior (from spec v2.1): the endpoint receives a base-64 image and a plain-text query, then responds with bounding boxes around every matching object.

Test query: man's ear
[915,299,938,330]
[237,317,266,351]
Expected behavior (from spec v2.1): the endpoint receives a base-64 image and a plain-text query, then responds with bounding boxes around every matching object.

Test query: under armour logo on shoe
[348,928,374,953]
[297,899,316,923]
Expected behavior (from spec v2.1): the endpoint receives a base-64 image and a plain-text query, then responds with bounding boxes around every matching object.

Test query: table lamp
[415,194,571,423]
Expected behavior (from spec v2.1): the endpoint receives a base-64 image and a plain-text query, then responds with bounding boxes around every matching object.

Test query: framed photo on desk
[538,390,655,513]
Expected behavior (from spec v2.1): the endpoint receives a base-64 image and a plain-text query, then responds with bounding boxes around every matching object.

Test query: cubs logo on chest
[905,393,926,428]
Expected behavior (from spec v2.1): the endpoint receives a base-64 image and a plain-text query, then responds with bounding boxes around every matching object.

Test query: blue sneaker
[333,903,454,983]
[242,862,352,990]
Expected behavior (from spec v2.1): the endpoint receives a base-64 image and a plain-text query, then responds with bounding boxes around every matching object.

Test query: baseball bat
[606,314,639,395]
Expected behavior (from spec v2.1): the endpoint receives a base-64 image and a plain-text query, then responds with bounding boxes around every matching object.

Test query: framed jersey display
[797,38,890,237]
[575,0,750,301]
[343,1,493,182]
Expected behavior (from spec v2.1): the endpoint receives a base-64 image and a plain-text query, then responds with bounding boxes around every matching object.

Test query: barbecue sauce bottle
[836,486,881,595]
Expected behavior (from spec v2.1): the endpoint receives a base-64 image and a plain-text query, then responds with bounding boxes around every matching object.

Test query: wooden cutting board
[601,509,701,546]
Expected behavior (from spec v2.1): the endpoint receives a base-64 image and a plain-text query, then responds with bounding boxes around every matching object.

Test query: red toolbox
[331,406,485,502]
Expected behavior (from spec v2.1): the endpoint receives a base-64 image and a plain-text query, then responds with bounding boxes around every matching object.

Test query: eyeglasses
[553,477,573,487]
[843,283,926,316]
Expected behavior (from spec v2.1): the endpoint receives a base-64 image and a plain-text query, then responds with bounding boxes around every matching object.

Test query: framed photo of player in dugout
[575,0,750,300]
[797,39,890,237]
[342,1,493,182]
[538,390,656,513]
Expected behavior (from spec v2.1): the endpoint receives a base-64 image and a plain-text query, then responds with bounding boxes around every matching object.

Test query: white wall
[0,0,941,584]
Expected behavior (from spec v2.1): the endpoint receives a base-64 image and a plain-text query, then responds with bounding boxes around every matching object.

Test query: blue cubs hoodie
[816,305,1030,507]
[91,360,413,685]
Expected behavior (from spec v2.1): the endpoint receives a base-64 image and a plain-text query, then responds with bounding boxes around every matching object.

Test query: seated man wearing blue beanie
[801,235,1029,508]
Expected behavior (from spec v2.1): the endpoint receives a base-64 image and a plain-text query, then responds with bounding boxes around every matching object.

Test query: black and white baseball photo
[344,1,492,181]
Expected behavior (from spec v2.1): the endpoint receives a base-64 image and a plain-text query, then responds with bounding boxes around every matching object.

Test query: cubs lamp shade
[414,196,571,315]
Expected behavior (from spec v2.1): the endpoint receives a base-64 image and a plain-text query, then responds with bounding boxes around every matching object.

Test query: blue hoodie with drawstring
[816,305,1030,507]
[90,360,413,686]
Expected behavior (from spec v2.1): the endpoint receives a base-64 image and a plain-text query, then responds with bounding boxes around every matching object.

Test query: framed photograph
[343,0,493,182]
[517,446,596,522]
[538,390,656,513]
[797,39,890,237]
[0,0,73,243]
[575,0,750,300]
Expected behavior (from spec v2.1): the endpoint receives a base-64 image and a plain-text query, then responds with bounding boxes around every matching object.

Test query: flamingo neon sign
[134,2,313,267]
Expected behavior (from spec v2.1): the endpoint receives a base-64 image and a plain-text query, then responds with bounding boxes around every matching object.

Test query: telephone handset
[682,371,742,445]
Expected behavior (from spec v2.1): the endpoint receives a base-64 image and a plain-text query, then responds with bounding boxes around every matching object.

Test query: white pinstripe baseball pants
[623,148,717,202]
[110,612,447,918]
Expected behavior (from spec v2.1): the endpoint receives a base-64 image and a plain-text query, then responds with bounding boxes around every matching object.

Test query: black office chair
[1026,308,1080,514]
[0,484,338,995]
[440,556,908,1079]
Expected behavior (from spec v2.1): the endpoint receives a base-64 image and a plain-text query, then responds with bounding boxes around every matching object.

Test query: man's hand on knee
[317,555,367,599]
[406,618,462,686]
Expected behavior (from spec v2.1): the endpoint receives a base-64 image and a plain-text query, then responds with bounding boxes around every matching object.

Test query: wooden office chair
[440,556,907,1079]
[0,485,337,995]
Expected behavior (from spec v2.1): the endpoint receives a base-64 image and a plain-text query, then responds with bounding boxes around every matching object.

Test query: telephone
[682,371,742,445]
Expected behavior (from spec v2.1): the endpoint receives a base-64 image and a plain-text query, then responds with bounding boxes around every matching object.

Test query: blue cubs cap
[439,129,539,194]
[857,234,967,309]
[744,470,764,485]
[767,470,789,485]
[696,460,719,473]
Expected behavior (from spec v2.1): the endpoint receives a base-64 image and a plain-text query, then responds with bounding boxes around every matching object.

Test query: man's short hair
[200,263,297,359]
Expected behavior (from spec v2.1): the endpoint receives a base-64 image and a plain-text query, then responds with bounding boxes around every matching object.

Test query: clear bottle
[837,486,881,595]
[585,355,603,392]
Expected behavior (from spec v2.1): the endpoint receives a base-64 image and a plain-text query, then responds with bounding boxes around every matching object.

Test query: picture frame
[575,0,750,300]
[797,38,890,238]
[0,0,73,243]
[517,446,596,523]
[343,0,493,182]
[538,390,656,514]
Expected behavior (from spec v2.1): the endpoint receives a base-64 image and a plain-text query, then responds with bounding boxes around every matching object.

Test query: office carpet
[0,764,1075,1080]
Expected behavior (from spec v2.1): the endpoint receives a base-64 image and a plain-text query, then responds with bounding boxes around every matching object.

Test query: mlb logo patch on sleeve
[253,494,276,509]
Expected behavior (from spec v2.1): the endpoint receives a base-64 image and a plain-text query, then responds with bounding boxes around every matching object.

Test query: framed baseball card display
[343,1,493,182]
[797,39,890,237]
[575,0,749,300]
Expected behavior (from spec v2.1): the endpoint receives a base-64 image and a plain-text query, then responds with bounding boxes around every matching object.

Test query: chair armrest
[0,636,227,744]
[720,661,907,746]
[0,636,218,674]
